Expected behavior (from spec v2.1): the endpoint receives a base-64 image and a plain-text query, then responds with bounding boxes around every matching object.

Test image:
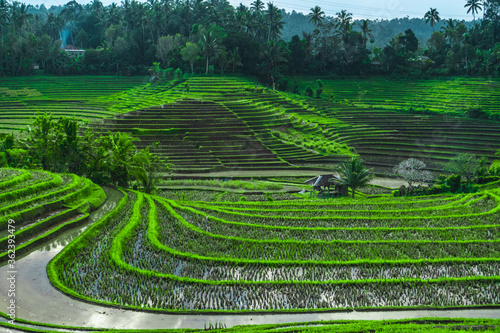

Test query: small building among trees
[62,45,85,57]
[305,174,348,197]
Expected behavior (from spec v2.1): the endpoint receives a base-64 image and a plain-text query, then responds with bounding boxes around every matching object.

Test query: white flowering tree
[392,158,432,188]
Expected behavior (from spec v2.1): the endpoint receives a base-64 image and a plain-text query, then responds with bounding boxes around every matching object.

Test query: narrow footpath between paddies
[0,188,498,330]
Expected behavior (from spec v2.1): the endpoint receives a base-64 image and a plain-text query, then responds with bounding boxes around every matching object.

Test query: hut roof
[304,174,341,187]
[62,45,85,51]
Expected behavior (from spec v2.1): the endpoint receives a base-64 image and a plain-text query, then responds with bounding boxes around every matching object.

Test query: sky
[230,0,473,20]
[31,0,474,21]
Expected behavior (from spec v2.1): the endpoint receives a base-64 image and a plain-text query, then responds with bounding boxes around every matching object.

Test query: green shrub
[436,174,447,184]
[264,192,274,202]
[489,161,500,175]
[445,174,461,193]
[164,68,174,79]
[305,86,313,97]
[174,68,183,80]
[2,134,14,150]
[426,184,450,195]
[394,183,451,197]
[0,152,6,168]
[465,107,488,119]
[316,88,323,99]
[278,78,289,91]
[457,183,478,194]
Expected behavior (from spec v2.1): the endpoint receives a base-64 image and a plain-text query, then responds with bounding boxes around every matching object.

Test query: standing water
[1,188,499,330]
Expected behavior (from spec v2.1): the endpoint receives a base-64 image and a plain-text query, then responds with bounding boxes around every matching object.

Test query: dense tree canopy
[0,0,499,82]
[0,113,168,192]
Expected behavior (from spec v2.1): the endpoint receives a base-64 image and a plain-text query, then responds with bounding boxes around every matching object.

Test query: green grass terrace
[0,168,105,262]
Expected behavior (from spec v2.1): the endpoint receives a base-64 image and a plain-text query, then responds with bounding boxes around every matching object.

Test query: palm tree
[336,9,353,39]
[105,3,121,27]
[248,0,265,38]
[160,0,171,16]
[338,157,373,198]
[0,0,10,46]
[360,20,373,47]
[441,18,456,45]
[465,0,483,22]
[45,12,65,40]
[262,40,288,90]
[251,0,264,14]
[200,29,219,74]
[146,1,163,42]
[107,131,137,187]
[131,1,147,46]
[482,0,491,19]
[227,47,242,73]
[236,4,250,33]
[121,0,132,33]
[441,18,456,33]
[308,6,324,27]
[265,2,283,42]
[176,0,193,36]
[61,0,82,45]
[132,142,169,194]
[11,2,32,36]
[90,0,103,15]
[424,8,440,31]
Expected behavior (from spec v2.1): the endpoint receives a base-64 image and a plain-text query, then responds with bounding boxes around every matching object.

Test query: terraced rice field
[287,99,500,170]
[90,76,350,173]
[280,79,500,170]
[299,78,500,116]
[186,77,352,165]
[48,188,500,312]
[0,168,105,262]
[1,76,499,331]
[111,76,500,171]
[0,75,145,131]
[89,100,293,173]
[2,75,500,173]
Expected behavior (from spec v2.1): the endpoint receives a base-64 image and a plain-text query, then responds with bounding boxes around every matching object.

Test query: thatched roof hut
[304,175,341,187]
[305,174,348,197]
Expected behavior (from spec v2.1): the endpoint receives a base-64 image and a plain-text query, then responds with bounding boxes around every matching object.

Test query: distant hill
[281,10,473,48]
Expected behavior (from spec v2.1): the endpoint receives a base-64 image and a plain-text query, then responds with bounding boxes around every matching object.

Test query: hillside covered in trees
[0,0,500,85]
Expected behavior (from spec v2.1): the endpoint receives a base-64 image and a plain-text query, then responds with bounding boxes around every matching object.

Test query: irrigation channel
[0,187,499,330]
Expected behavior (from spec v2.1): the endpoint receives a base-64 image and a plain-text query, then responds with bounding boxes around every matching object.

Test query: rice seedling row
[52,192,499,311]
[171,205,499,242]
